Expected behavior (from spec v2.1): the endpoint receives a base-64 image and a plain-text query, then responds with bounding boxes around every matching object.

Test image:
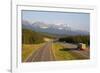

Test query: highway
[26,42,55,62]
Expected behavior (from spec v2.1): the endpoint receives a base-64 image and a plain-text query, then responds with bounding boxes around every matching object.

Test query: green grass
[22,43,44,62]
[52,43,76,60]
[52,42,89,61]
[22,29,54,44]
[22,29,45,44]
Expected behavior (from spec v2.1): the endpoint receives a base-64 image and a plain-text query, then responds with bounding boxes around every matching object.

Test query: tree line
[59,35,90,46]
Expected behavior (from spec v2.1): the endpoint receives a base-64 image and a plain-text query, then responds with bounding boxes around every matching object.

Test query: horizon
[22,10,90,32]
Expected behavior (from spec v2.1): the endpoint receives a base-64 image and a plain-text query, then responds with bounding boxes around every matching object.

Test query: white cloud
[40,26,48,29]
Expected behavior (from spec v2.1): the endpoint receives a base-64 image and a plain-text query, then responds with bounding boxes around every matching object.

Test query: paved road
[26,42,55,62]
[59,42,90,59]
[59,42,77,48]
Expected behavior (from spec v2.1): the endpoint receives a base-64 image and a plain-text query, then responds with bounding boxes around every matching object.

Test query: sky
[22,10,90,32]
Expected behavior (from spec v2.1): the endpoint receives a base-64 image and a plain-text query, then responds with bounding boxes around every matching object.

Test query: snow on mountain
[22,20,89,36]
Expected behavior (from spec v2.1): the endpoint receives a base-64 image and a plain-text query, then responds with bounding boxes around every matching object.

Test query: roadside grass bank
[22,43,44,62]
[52,42,89,61]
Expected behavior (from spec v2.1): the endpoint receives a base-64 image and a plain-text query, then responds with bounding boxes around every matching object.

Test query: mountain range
[22,20,89,37]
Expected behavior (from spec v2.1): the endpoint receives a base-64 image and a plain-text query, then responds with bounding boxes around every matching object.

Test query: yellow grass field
[22,43,44,62]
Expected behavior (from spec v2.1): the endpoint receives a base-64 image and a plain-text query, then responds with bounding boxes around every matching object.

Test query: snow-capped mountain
[22,20,89,36]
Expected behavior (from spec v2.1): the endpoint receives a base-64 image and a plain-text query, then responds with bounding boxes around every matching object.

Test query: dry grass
[52,43,75,60]
[52,42,89,61]
[22,43,44,62]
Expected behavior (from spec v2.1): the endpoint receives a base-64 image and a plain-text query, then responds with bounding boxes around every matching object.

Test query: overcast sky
[22,10,90,32]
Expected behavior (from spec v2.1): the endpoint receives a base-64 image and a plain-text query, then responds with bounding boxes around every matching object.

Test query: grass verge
[52,42,89,61]
[22,43,44,62]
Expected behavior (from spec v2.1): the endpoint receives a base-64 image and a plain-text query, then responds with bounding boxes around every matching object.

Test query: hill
[22,29,44,44]
[22,29,55,44]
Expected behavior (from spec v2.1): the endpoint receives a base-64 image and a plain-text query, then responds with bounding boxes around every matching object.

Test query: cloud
[40,26,48,29]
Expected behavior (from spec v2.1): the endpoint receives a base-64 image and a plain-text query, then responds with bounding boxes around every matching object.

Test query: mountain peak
[22,20,89,36]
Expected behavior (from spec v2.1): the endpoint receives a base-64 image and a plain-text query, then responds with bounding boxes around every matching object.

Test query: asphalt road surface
[26,42,55,62]
[60,42,90,59]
